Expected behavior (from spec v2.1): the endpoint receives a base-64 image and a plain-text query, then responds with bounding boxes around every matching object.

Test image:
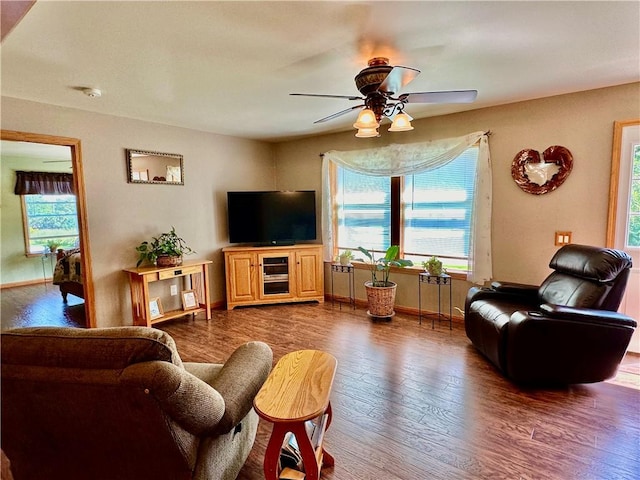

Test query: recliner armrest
[539,303,638,328]
[209,341,273,434]
[465,282,539,317]
[490,281,539,297]
[120,361,226,436]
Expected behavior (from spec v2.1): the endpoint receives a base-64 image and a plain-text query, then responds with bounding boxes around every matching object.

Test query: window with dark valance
[14,171,75,195]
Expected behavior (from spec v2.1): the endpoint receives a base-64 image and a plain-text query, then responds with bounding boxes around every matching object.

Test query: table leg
[435,282,442,329]
[449,280,453,330]
[418,278,423,325]
[290,421,320,480]
[350,269,355,310]
[264,423,288,480]
[331,268,335,308]
[321,402,334,467]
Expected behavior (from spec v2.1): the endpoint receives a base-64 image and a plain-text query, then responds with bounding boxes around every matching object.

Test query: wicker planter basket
[156,255,182,268]
[364,281,397,318]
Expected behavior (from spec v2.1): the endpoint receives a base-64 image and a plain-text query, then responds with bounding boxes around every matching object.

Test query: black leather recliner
[465,244,637,384]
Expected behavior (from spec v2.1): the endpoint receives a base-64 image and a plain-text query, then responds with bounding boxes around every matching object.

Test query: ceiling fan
[290,57,477,137]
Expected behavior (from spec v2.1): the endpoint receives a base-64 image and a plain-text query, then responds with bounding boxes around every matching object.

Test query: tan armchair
[1,326,273,480]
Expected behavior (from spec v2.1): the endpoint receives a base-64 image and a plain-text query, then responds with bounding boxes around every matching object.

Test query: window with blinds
[21,194,79,255]
[403,146,478,270]
[332,145,479,271]
[335,169,391,254]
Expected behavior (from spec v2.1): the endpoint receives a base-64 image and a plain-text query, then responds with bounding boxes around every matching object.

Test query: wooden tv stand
[223,244,324,310]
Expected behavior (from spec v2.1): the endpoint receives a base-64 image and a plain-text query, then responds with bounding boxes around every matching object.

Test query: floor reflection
[1,283,85,330]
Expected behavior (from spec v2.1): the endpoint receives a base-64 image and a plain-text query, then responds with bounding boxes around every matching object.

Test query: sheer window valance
[321,131,492,284]
[14,171,75,195]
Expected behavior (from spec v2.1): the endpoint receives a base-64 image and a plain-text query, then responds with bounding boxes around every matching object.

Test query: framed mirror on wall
[126,149,183,185]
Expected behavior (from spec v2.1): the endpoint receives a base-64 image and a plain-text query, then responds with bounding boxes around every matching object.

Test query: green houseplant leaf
[357,245,413,286]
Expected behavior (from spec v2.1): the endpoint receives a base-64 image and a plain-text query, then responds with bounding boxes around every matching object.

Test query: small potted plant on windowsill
[357,245,413,318]
[338,249,354,266]
[46,240,60,253]
[136,227,195,267]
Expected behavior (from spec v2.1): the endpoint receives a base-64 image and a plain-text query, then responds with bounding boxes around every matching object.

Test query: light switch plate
[170,285,178,296]
[555,231,572,246]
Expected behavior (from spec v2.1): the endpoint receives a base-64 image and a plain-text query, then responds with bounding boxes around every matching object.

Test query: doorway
[0,130,94,328]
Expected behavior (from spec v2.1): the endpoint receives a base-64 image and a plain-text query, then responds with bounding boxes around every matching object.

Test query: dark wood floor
[1,282,85,330]
[2,285,639,479]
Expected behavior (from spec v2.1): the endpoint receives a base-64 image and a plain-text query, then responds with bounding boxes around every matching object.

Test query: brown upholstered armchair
[1,327,273,480]
[465,244,637,384]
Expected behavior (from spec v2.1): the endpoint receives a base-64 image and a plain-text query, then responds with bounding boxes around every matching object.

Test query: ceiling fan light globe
[353,108,379,129]
[355,127,380,138]
[388,113,414,132]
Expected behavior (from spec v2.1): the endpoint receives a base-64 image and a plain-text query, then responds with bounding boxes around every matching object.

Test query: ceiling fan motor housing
[355,57,393,95]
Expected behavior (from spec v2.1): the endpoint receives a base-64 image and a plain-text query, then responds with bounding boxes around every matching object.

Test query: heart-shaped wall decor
[511,145,573,195]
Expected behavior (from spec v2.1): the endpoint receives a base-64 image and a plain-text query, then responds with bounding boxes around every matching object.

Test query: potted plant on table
[422,256,443,276]
[338,249,354,266]
[357,245,413,318]
[136,227,195,267]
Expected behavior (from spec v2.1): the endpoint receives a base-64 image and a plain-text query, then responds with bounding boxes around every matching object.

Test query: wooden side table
[254,350,337,480]
[123,259,212,327]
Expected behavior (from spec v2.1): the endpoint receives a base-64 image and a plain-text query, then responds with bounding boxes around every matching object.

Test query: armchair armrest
[539,303,638,328]
[209,341,273,434]
[120,361,226,436]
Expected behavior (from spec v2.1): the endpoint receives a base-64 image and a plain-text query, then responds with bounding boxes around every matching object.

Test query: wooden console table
[254,350,337,480]
[124,259,212,327]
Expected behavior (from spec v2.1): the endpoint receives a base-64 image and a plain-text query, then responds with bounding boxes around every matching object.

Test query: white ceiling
[2,1,639,142]
[0,140,70,161]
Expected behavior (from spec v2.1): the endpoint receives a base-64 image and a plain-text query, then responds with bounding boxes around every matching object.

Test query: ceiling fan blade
[377,66,420,95]
[400,90,478,104]
[290,93,363,101]
[314,105,365,124]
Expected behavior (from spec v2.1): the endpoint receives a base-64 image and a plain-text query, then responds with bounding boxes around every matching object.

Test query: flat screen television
[227,190,317,245]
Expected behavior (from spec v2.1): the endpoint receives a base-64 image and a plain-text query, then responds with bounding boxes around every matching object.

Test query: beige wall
[274,83,640,316]
[2,83,639,328]
[1,97,276,327]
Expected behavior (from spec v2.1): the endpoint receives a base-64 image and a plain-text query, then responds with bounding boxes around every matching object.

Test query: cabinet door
[258,253,292,300]
[226,252,256,304]
[295,249,323,298]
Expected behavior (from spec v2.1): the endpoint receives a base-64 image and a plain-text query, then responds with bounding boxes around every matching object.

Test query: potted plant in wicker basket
[136,227,195,267]
[357,245,413,318]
